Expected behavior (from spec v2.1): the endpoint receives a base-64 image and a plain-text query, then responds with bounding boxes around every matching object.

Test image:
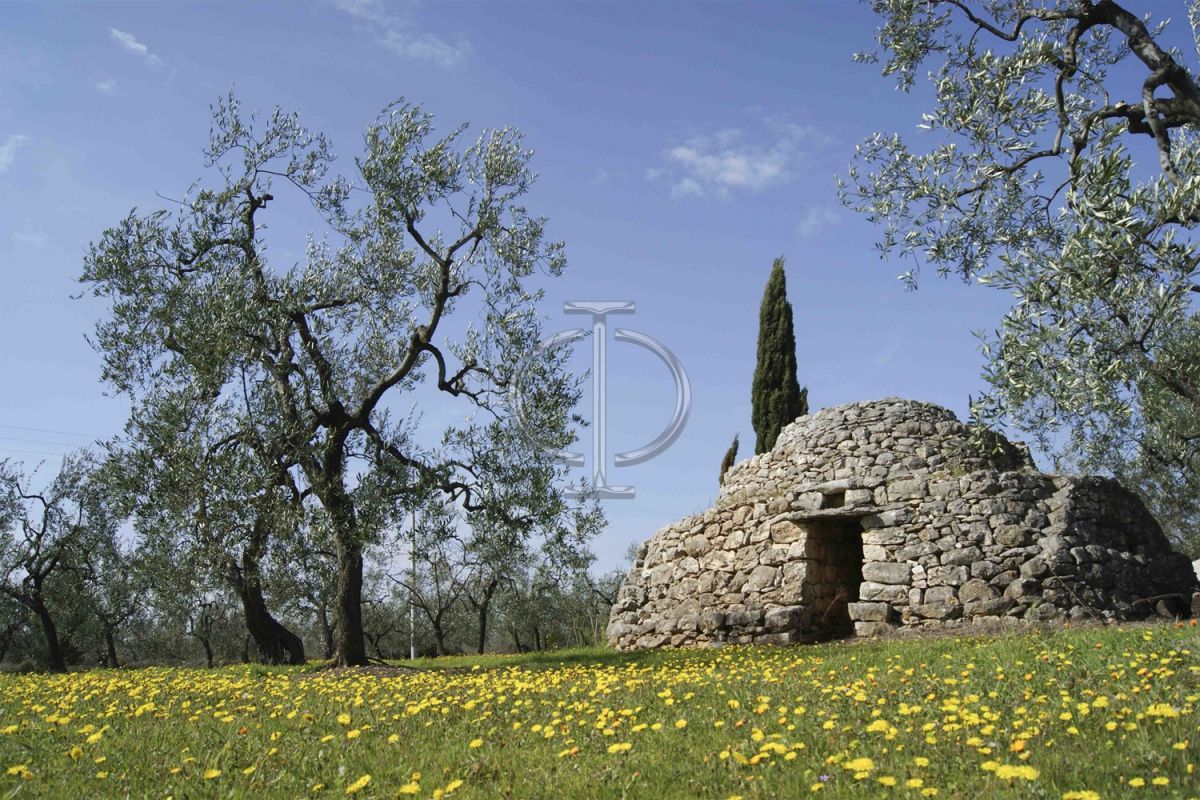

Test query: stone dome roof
[719,398,1032,510]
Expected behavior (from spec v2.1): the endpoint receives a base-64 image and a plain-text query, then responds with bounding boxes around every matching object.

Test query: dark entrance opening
[802,517,865,637]
[823,491,846,509]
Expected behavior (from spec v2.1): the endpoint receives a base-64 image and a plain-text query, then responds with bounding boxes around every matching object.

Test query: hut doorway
[802,517,865,636]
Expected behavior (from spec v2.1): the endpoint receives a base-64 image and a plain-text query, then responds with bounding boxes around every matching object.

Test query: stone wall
[607,399,1197,650]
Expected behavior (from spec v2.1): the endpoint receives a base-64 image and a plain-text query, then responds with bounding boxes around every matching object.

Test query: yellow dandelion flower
[995,764,1039,781]
[878,775,898,786]
[843,757,875,772]
[1145,704,1178,718]
[345,774,371,795]
[1128,777,1145,787]
[398,781,420,794]
[674,719,687,729]
[346,729,361,740]
[1061,792,1099,800]
[607,742,632,754]
[1151,778,1168,786]
[469,738,483,748]
[203,768,222,780]
[336,713,352,726]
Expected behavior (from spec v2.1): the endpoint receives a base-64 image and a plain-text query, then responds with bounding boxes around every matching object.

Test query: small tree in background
[751,258,808,454]
[719,434,739,486]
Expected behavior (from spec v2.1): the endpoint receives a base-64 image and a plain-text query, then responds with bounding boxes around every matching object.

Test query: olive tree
[841,1,1200,553]
[83,94,586,665]
[0,455,119,672]
[113,387,310,665]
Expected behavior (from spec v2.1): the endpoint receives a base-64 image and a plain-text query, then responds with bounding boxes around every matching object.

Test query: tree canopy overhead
[841,1,1200,553]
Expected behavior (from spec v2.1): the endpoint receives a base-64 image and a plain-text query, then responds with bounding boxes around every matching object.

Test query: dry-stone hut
[607,398,1198,650]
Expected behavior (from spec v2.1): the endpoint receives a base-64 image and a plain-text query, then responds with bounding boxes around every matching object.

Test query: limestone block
[925,585,955,605]
[970,560,1000,581]
[897,541,938,560]
[764,605,804,631]
[862,544,890,562]
[914,601,960,620]
[993,525,1032,551]
[927,565,969,586]
[1020,556,1049,579]
[888,478,925,501]
[760,546,788,566]
[699,610,726,632]
[855,620,894,636]
[746,565,779,592]
[862,508,913,529]
[701,549,735,572]
[649,563,674,586]
[848,601,895,622]
[942,546,983,566]
[725,609,763,627]
[845,488,874,506]
[858,581,909,603]
[862,561,912,585]
[959,578,999,605]
[781,560,808,587]
[770,520,806,544]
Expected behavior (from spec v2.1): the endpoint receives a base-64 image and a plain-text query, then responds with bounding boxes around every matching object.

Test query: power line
[0,435,83,448]
[0,447,70,459]
[0,423,103,439]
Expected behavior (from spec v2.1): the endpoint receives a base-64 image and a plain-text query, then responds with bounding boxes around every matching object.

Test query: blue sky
[0,0,1022,570]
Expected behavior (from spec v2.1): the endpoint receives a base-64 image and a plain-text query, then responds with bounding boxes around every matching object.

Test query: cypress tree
[751,257,808,454]
[719,433,739,486]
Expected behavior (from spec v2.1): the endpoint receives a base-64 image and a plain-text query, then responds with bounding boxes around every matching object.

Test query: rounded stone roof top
[719,398,1033,506]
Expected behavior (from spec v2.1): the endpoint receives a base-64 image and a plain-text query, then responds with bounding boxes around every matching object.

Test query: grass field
[0,622,1197,799]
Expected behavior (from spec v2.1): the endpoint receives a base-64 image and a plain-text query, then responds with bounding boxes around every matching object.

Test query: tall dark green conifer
[751,257,808,454]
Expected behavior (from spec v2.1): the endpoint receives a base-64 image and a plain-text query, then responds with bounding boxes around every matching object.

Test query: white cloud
[334,0,470,68]
[13,219,47,248]
[93,79,118,95]
[795,205,842,239]
[109,28,164,67]
[650,117,826,199]
[0,135,29,174]
[670,176,704,199]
